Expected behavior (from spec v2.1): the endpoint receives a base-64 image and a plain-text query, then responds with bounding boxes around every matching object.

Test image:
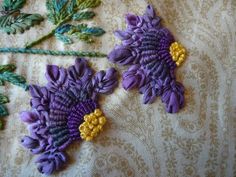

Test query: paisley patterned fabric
[0,0,236,177]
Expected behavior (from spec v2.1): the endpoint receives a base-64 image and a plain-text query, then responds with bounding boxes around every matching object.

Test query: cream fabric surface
[0,0,236,177]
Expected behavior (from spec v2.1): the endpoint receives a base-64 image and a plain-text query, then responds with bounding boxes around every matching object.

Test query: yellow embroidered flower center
[79,109,106,141]
[169,42,186,66]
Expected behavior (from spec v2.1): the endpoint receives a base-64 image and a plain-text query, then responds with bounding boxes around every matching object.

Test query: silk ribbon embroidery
[20,58,118,175]
[108,5,187,113]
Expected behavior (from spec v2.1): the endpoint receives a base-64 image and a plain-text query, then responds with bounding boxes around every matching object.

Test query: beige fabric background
[0,0,236,176]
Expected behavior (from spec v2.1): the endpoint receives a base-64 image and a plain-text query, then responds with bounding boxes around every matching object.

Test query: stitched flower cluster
[20,58,118,175]
[108,5,186,113]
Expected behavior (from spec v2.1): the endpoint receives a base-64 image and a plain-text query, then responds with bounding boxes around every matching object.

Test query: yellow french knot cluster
[79,109,106,141]
[169,42,186,66]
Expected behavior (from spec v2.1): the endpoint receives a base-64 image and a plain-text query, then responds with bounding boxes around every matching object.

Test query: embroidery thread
[0,48,106,57]
[25,0,105,48]
[20,58,118,175]
[0,0,44,34]
[0,0,107,58]
[0,64,28,129]
[108,5,187,113]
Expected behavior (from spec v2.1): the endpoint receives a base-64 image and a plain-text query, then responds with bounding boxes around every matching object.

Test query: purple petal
[126,13,139,26]
[92,68,118,94]
[29,85,50,112]
[37,161,55,175]
[21,136,39,149]
[161,81,185,113]
[108,46,139,65]
[45,65,60,82]
[114,30,131,40]
[122,65,146,90]
[45,65,67,92]
[145,5,156,18]
[20,111,39,123]
[68,58,93,84]
[36,150,67,175]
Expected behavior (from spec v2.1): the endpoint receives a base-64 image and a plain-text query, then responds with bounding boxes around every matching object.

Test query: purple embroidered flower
[20,58,118,175]
[108,5,187,113]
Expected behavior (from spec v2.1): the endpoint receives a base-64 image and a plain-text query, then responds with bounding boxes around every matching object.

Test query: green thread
[0,119,3,129]
[0,71,28,90]
[0,64,16,73]
[25,29,56,48]
[0,94,9,104]
[2,0,26,11]
[0,48,107,57]
[25,0,104,48]
[73,11,96,21]
[0,104,8,117]
[0,64,28,130]
[0,0,44,34]
[0,104,8,130]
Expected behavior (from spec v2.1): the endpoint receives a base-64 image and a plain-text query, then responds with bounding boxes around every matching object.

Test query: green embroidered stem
[25,14,74,48]
[25,29,56,48]
[25,0,104,48]
[0,48,107,57]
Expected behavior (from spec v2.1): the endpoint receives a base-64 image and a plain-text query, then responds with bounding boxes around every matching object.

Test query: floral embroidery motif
[25,0,105,48]
[0,0,43,34]
[20,58,118,175]
[0,64,28,129]
[108,5,187,113]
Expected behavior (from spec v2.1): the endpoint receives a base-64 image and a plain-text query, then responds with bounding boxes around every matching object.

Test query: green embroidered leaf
[55,33,73,44]
[0,80,4,86]
[0,104,8,118]
[0,94,9,104]
[0,64,16,73]
[75,33,94,43]
[46,0,70,25]
[76,0,101,10]
[82,27,105,36]
[73,11,95,21]
[67,0,77,14]
[0,120,3,129]
[74,24,105,36]
[57,23,104,43]
[2,0,26,11]
[0,71,28,90]
[0,13,44,34]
